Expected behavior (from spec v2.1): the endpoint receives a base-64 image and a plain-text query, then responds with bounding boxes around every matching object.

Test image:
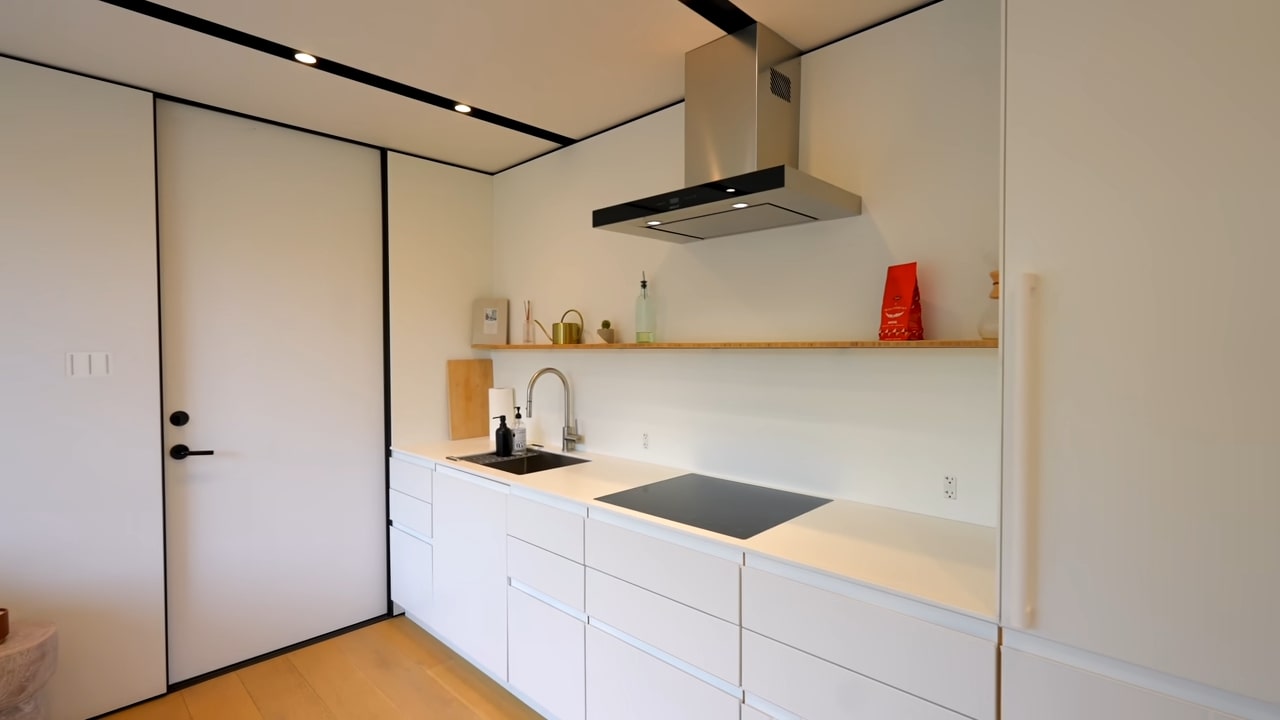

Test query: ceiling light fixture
[454,104,472,114]
[725,188,736,193]
[732,202,749,209]
[646,221,662,226]
[293,52,317,65]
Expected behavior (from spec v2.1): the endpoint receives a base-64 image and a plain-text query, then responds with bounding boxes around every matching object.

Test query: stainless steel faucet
[526,367,581,452]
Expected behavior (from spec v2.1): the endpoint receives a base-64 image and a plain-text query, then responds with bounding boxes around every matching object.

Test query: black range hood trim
[592,165,787,227]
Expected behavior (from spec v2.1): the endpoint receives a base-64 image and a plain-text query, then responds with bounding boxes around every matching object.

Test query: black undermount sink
[454,450,589,475]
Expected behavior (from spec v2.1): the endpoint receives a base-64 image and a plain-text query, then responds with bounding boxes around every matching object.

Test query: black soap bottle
[493,415,514,457]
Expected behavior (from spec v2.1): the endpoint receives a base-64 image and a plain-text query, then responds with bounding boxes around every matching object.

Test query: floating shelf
[473,339,997,350]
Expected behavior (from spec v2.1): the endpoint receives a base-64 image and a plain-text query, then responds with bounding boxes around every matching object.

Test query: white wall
[389,152,494,446]
[491,0,1002,525]
[0,59,166,719]
[1003,0,1280,706]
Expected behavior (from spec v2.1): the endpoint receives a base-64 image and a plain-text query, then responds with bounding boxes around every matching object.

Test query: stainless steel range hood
[592,24,862,242]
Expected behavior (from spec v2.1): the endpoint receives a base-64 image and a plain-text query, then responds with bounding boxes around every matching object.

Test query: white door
[156,101,386,682]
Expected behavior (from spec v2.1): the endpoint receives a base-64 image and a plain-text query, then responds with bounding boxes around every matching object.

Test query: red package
[879,262,924,341]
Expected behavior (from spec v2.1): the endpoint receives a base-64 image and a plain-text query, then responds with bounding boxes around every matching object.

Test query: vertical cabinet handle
[1006,272,1040,629]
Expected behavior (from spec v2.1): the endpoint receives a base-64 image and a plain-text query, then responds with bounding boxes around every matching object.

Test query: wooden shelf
[472,339,998,350]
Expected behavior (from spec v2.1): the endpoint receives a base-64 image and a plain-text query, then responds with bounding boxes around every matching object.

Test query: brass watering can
[534,309,585,345]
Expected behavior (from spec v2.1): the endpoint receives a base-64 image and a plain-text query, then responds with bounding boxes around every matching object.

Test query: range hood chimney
[592,24,862,242]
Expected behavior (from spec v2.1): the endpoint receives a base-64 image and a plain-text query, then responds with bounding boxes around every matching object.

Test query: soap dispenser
[511,407,527,454]
[493,415,514,457]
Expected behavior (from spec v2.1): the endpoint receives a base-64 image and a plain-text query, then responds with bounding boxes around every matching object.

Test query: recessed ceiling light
[454,104,472,114]
[732,202,749,209]
[646,221,662,226]
[294,52,317,65]
[725,188,736,193]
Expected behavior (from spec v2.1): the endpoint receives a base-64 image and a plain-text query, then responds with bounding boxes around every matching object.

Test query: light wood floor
[107,617,542,720]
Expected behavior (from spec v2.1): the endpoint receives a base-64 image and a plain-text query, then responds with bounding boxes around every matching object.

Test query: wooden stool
[0,624,57,720]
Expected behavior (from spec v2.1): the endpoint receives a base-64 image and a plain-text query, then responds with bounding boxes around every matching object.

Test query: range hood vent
[592,24,862,242]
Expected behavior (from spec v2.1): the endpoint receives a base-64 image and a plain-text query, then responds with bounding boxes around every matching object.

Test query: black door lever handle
[170,444,215,460]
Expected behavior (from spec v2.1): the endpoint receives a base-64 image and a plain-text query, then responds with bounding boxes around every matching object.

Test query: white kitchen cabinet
[1000,648,1213,720]
[508,586,586,720]
[743,631,965,720]
[389,456,433,503]
[585,515,741,622]
[508,491,585,562]
[585,625,739,720]
[508,536,584,612]
[389,489,432,537]
[586,568,739,685]
[1003,0,1280,708]
[741,704,775,720]
[431,467,508,681]
[742,564,995,719]
[389,526,432,622]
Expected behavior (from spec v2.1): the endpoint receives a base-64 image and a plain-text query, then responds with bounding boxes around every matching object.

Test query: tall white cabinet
[431,467,510,681]
[1003,0,1280,715]
[0,58,166,719]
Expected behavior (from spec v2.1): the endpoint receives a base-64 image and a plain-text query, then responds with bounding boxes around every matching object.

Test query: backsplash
[495,348,999,526]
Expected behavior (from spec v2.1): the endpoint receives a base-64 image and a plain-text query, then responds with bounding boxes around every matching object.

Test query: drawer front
[586,625,739,720]
[509,586,586,720]
[585,518,740,622]
[741,705,774,720]
[742,567,996,720]
[389,457,432,502]
[508,536,585,612]
[586,568,739,685]
[389,489,432,537]
[509,494,584,562]
[389,527,432,622]
[743,631,965,720]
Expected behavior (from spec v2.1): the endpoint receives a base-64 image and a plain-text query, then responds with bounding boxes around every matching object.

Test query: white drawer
[585,517,740,622]
[389,489,432,537]
[508,536,585,613]
[742,567,995,719]
[389,526,432,622]
[390,457,432,503]
[741,705,774,720]
[743,631,965,720]
[509,493,584,562]
[586,625,739,720]
[509,586,586,720]
[586,568,739,685]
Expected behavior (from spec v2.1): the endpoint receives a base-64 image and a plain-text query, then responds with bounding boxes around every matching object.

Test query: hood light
[294,52,317,64]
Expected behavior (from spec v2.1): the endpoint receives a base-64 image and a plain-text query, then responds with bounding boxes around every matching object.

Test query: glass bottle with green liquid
[635,272,655,344]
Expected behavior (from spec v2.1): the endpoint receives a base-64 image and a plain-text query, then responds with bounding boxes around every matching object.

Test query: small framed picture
[471,298,509,345]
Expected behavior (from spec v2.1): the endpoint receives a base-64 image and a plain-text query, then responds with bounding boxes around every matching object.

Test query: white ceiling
[0,0,928,173]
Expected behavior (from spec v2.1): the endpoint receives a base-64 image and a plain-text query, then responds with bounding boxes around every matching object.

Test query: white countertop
[393,438,997,620]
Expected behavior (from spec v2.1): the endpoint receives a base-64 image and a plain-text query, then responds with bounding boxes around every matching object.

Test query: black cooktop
[594,474,832,540]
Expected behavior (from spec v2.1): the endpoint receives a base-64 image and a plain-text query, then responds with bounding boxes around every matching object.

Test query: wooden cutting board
[447,358,493,440]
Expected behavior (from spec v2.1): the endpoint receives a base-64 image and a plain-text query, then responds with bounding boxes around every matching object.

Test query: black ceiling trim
[1,52,496,175]
[677,0,755,35]
[96,0,577,147]
[497,99,685,174]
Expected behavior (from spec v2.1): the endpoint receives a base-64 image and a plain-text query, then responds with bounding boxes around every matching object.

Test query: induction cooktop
[594,474,832,540]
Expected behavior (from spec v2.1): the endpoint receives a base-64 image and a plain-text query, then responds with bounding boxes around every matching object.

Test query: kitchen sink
[452,450,589,475]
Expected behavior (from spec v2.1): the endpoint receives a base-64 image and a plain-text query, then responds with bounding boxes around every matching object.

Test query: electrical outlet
[642,433,649,450]
[944,475,958,500]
